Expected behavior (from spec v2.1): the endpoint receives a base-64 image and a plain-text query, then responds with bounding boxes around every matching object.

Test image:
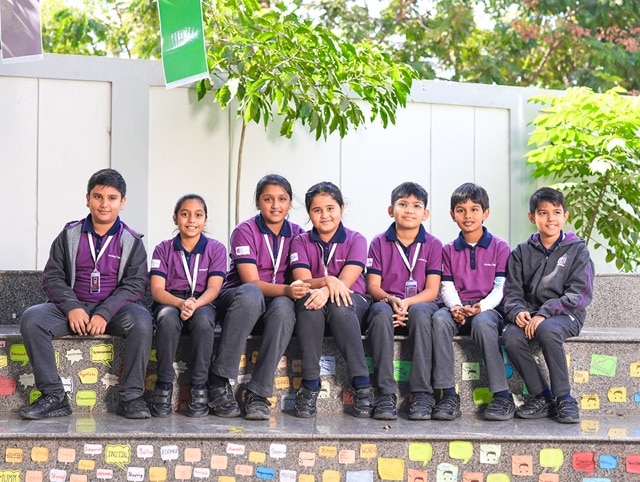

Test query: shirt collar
[172,234,207,254]
[311,222,347,245]
[384,223,427,245]
[255,213,292,237]
[533,230,565,254]
[83,215,121,237]
[454,226,492,251]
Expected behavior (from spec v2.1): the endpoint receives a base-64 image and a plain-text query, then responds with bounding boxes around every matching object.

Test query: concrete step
[2,326,639,418]
[1,271,639,329]
[2,271,639,481]
[0,410,638,480]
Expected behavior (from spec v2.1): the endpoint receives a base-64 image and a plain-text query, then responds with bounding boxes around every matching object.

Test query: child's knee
[19,305,47,334]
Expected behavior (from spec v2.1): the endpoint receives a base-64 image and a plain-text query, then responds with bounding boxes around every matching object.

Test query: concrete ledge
[0,411,638,480]
[2,327,639,416]
[2,271,638,328]
[584,274,640,328]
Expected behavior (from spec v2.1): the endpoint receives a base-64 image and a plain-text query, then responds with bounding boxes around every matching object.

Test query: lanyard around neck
[263,233,285,284]
[88,234,114,269]
[319,243,338,278]
[180,251,201,297]
[394,241,421,280]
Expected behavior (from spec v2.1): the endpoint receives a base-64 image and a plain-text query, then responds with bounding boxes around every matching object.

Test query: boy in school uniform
[365,182,442,420]
[19,168,153,420]
[502,186,594,423]
[432,183,514,421]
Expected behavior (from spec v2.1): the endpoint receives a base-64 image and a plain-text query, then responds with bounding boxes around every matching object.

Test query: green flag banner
[157,0,208,89]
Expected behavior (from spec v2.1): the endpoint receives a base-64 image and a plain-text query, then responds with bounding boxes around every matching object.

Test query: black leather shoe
[149,385,173,418]
[186,387,210,418]
[516,396,556,419]
[208,382,241,418]
[556,398,580,423]
[294,385,320,418]
[118,396,151,419]
[19,394,72,420]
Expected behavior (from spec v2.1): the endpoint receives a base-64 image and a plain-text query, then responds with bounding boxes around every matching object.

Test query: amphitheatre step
[1,272,639,330]
[0,410,639,480]
[1,326,639,417]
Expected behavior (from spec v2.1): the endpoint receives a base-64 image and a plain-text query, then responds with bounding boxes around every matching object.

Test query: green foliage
[195,0,417,223]
[198,0,416,140]
[41,0,639,93]
[292,0,640,92]
[41,0,160,58]
[526,87,640,272]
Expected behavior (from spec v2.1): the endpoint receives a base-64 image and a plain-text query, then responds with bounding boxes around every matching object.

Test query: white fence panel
[0,54,617,273]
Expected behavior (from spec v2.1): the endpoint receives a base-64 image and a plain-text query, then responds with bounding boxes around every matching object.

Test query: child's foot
[294,385,320,418]
[373,393,398,420]
[432,393,461,420]
[149,385,173,418]
[349,386,374,418]
[19,394,72,420]
[244,390,271,420]
[186,387,209,418]
[208,382,241,418]
[515,396,556,419]
[484,395,516,421]
[555,398,580,423]
[119,396,151,419]
[408,392,435,420]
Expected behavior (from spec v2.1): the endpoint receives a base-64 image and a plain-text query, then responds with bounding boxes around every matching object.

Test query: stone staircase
[1,271,639,481]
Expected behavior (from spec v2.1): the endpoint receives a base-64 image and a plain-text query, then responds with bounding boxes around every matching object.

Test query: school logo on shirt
[290,252,299,263]
[557,255,568,267]
[235,246,251,256]
[366,257,373,268]
[150,259,161,269]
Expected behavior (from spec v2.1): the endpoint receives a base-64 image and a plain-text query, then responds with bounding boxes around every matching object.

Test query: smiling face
[257,183,292,231]
[174,198,207,242]
[86,185,125,234]
[308,193,343,241]
[451,199,489,241]
[389,195,429,231]
[528,200,568,247]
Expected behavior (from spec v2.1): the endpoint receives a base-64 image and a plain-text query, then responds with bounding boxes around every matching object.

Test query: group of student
[17,168,595,426]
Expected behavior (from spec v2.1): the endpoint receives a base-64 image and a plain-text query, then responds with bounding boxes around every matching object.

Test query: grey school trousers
[432,306,508,394]
[246,296,297,398]
[502,314,581,398]
[153,303,216,386]
[295,293,370,382]
[20,301,153,402]
[210,284,266,382]
[365,301,439,395]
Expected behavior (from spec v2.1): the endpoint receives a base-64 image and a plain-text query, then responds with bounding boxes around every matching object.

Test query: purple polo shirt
[150,234,227,294]
[442,227,510,303]
[290,222,367,294]
[224,214,305,288]
[367,223,443,299]
[74,216,124,302]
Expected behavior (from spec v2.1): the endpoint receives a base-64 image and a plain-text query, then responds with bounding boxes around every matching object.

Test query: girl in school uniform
[149,194,227,418]
[223,174,310,420]
[290,181,373,418]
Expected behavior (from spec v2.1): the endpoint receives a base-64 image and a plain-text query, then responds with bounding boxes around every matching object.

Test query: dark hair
[450,182,490,211]
[254,174,293,206]
[390,182,428,206]
[173,194,208,218]
[529,187,567,214]
[87,168,126,198]
[304,181,344,212]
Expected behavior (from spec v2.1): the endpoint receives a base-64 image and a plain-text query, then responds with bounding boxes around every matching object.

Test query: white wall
[0,54,615,272]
